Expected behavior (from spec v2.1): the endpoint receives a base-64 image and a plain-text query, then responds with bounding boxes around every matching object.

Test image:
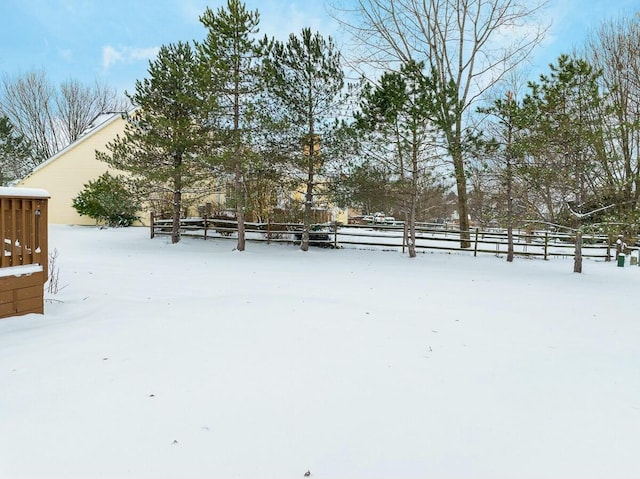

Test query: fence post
[333,222,338,249]
[474,228,479,257]
[403,221,407,254]
[267,216,271,244]
[204,215,208,240]
[544,232,548,260]
[150,212,155,239]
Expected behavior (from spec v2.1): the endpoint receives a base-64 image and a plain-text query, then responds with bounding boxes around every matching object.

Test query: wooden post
[544,231,548,260]
[150,212,155,239]
[402,221,407,254]
[267,216,271,244]
[204,215,208,240]
[474,228,479,257]
[333,222,338,249]
[36,200,48,280]
[574,230,583,273]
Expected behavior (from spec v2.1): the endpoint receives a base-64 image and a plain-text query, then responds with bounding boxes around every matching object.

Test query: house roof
[81,112,122,135]
[23,111,128,178]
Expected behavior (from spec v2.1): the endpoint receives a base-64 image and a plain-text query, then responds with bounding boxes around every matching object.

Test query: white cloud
[176,0,210,24]
[58,48,73,63]
[128,47,161,61]
[102,45,124,70]
[257,0,340,42]
[101,45,160,70]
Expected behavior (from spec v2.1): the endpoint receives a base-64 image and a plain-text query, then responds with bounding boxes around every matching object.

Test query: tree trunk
[408,207,416,258]
[235,166,246,252]
[301,174,313,252]
[506,148,514,263]
[574,229,583,273]
[232,51,246,252]
[171,189,181,244]
[301,117,316,252]
[408,135,418,258]
[507,224,514,262]
[452,149,471,248]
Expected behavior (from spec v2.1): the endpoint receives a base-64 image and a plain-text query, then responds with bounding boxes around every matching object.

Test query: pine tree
[521,55,605,272]
[263,28,347,251]
[196,0,266,252]
[0,116,35,185]
[97,42,214,244]
[355,62,443,257]
[478,91,527,262]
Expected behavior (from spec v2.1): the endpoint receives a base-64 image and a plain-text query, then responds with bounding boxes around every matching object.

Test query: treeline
[96,1,350,252]
[4,0,640,272]
[0,73,129,184]
[94,0,548,256]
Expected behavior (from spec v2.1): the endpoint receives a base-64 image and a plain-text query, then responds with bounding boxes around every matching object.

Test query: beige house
[17,112,127,225]
[17,110,352,226]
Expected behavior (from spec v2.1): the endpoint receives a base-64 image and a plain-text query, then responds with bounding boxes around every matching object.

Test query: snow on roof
[0,186,50,198]
[78,111,124,137]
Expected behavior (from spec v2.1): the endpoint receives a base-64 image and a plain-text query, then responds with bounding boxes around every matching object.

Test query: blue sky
[0,0,637,95]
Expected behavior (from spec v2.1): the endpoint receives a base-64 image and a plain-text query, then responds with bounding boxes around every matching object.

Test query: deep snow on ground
[1,225,639,479]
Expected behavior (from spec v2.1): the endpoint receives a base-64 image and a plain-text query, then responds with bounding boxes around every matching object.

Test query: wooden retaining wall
[0,265,45,318]
[0,188,49,319]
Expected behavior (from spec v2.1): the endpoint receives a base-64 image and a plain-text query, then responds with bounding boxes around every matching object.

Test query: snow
[0,264,42,278]
[1,225,639,479]
[0,186,50,198]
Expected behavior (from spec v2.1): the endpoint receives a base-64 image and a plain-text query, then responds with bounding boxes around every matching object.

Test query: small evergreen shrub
[72,172,140,227]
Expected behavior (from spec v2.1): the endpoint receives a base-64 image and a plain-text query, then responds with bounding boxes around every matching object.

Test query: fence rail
[150,214,616,261]
[1,190,49,273]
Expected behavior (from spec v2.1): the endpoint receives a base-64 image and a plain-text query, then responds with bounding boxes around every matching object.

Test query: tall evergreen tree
[355,62,443,258]
[479,91,527,262]
[97,42,214,244]
[197,0,266,252]
[263,28,347,251]
[521,55,605,272]
[332,160,396,215]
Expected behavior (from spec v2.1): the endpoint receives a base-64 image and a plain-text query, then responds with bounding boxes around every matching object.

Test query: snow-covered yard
[1,225,639,479]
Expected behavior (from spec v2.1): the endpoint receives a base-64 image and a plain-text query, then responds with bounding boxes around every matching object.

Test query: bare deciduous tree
[332,0,547,247]
[585,14,640,230]
[1,71,59,162]
[57,79,129,145]
[1,70,128,164]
